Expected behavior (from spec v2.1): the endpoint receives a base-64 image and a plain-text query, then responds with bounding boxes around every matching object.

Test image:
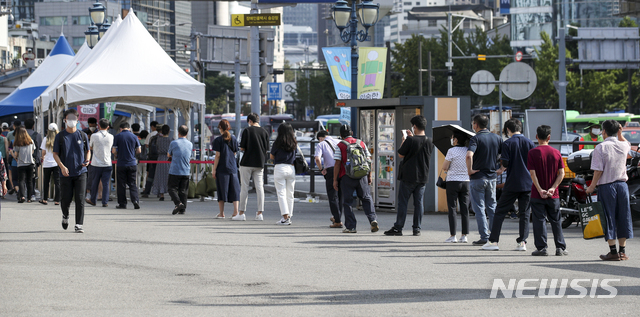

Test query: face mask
[451,139,455,146]
[89,127,96,132]
[66,120,77,128]
[592,128,601,135]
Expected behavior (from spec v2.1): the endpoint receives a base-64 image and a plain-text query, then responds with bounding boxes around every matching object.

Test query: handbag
[188,165,197,199]
[436,169,447,189]
[294,145,309,174]
[579,196,608,240]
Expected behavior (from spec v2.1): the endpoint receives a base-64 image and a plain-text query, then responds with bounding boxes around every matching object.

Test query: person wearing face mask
[384,115,433,237]
[82,117,98,139]
[579,120,604,150]
[482,119,534,251]
[441,132,471,243]
[52,109,91,233]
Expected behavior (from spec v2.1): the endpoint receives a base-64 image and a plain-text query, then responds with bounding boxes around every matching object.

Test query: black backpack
[148,135,159,160]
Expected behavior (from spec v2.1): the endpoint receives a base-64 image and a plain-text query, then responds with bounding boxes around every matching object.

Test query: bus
[565,111,636,134]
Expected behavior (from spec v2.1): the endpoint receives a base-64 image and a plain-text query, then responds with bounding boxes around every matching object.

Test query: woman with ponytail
[211,119,240,219]
[39,123,61,205]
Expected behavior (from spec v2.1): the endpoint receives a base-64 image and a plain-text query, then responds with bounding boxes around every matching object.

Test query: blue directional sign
[267,83,283,100]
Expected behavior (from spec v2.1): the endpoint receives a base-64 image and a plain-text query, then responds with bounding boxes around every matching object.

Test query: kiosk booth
[338,96,471,213]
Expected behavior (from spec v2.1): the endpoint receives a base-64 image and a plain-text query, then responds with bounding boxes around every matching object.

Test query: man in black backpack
[141,125,160,197]
[384,115,433,236]
[333,125,378,234]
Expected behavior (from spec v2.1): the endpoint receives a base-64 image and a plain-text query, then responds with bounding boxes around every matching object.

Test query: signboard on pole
[78,104,99,129]
[283,82,296,102]
[104,102,116,122]
[322,47,351,99]
[231,14,281,27]
[357,47,387,99]
[340,107,351,122]
[267,83,282,100]
[499,0,510,14]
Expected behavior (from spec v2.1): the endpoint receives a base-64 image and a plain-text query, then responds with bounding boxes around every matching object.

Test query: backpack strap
[325,139,335,153]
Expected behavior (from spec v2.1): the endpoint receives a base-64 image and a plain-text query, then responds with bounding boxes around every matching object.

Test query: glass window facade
[510,0,553,47]
[72,16,92,26]
[554,0,624,29]
[40,16,67,26]
[72,37,85,47]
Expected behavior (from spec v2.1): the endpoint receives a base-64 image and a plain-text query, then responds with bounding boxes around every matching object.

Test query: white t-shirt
[89,130,114,167]
[445,146,470,182]
[40,137,58,168]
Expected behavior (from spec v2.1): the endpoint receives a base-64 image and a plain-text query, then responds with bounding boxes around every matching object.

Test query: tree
[292,71,337,119]
[204,71,235,114]
[619,16,638,27]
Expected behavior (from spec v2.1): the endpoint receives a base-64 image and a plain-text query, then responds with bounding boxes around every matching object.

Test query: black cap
[340,124,352,134]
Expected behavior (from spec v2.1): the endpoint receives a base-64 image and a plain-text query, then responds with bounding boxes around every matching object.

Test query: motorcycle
[560,149,640,228]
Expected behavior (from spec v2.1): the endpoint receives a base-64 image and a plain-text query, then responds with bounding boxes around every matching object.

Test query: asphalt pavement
[1,191,639,316]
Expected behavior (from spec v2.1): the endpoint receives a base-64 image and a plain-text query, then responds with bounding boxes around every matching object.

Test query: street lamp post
[84,0,107,49]
[331,0,379,135]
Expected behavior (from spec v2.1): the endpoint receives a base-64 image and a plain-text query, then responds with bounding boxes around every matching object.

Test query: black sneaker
[62,216,69,230]
[555,248,569,256]
[532,249,548,256]
[384,227,403,236]
[115,205,127,209]
[133,202,140,210]
[413,229,421,236]
[370,220,379,233]
[178,203,186,214]
[472,239,488,245]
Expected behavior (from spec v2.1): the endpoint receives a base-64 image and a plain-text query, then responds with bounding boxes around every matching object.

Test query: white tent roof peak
[60,9,204,109]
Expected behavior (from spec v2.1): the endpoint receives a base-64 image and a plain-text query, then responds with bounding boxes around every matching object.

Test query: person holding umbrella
[431,124,475,243]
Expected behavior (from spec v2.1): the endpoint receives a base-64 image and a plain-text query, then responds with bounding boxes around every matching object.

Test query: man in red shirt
[528,125,568,256]
[333,125,378,233]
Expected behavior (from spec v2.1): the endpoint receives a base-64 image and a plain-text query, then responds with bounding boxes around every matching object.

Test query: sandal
[215,214,225,219]
[39,200,48,205]
[54,201,60,205]
[18,197,25,203]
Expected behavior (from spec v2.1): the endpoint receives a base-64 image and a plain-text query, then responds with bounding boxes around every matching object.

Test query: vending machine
[359,109,396,208]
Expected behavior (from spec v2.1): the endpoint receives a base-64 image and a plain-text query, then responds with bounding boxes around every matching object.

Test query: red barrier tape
[110,160,216,164]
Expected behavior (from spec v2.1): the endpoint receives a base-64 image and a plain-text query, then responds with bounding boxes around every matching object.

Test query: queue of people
[0,112,632,262]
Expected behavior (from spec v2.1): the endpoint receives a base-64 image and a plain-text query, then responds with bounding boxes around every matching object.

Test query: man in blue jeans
[384,115,433,236]
[466,115,503,245]
[112,122,141,209]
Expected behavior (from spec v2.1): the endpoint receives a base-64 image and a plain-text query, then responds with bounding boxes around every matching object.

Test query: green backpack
[339,139,371,179]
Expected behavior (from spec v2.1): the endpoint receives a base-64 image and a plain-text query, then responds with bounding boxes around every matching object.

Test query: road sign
[231,14,281,27]
[499,62,537,100]
[445,62,454,67]
[22,52,35,62]
[515,51,523,62]
[470,70,496,96]
[267,83,282,100]
[340,107,351,122]
[477,54,486,61]
[283,82,296,102]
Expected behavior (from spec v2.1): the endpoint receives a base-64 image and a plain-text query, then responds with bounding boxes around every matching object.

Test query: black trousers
[324,167,343,223]
[117,165,139,207]
[168,174,189,208]
[530,198,566,251]
[60,173,87,225]
[489,190,531,244]
[142,162,157,195]
[42,166,60,202]
[17,165,34,200]
[446,181,470,236]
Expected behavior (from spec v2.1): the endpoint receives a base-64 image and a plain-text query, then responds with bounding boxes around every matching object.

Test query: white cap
[1,122,7,128]
[48,123,58,131]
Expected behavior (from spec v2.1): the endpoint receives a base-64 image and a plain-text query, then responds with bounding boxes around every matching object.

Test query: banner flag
[357,47,387,99]
[322,47,351,99]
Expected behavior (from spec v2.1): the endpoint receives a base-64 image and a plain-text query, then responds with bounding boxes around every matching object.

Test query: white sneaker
[276,218,291,225]
[481,242,499,250]
[231,214,246,221]
[255,213,264,221]
[516,241,527,251]
[459,235,468,243]
[444,236,458,243]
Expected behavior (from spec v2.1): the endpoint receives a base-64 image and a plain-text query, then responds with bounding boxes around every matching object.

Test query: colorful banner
[104,102,116,122]
[78,104,99,129]
[357,47,387,99]
[322,47,351,99]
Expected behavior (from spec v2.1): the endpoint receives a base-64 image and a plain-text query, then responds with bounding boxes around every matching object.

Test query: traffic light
[258,30,274,82]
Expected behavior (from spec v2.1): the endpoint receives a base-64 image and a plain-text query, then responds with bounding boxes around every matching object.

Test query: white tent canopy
[58,9,204,110]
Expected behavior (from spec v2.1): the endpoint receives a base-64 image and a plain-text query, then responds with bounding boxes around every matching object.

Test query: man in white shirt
[315,130,343,228]
[86,118,114,207]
